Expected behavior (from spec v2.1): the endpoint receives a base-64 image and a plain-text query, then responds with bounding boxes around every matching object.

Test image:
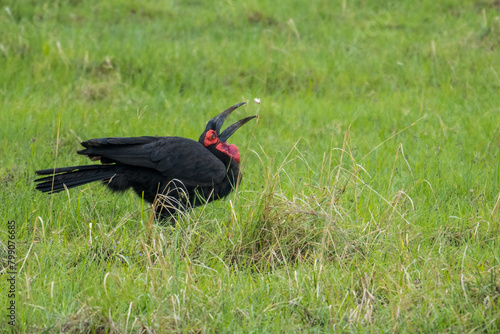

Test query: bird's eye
[212,132,216,139]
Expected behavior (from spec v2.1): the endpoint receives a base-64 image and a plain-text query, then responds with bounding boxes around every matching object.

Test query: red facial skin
[203,129,241,163]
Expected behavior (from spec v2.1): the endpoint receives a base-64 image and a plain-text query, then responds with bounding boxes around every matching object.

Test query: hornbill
[34,102,257,222]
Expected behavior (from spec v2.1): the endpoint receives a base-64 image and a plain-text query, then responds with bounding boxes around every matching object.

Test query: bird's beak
[205,102,246,134]
[219,115,258,142]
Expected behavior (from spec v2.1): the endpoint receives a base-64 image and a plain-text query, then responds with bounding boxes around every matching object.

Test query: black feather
[35,165,117,193]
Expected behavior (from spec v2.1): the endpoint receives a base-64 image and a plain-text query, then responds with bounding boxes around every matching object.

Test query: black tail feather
[35,164,117,193]
[35,165,109,175]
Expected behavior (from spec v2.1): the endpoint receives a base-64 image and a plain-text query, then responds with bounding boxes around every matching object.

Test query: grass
[1,0,500,332]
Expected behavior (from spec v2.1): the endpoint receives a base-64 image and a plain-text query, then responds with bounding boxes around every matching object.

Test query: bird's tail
[35,164,117,193]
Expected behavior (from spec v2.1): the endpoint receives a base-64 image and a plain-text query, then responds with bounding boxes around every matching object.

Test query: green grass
[1,0,500,332]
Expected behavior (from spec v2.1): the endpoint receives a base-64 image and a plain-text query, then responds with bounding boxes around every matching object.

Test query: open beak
[204,102,257,141]
[219,115,258,142]
[205,102,246,134]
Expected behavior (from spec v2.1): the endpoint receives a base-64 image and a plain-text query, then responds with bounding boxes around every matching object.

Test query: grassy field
[1,0,500,332]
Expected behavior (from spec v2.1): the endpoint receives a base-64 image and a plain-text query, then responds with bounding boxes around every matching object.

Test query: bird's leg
[153,192,184,227]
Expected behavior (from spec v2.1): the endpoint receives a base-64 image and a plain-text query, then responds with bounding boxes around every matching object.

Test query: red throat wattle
[203,130,241,163]
[216,142,240,163]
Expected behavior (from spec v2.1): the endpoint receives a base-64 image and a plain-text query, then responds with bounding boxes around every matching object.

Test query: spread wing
[78,136,227,186]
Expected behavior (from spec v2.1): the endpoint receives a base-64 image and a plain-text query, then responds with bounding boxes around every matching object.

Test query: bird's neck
[216,142,241,163]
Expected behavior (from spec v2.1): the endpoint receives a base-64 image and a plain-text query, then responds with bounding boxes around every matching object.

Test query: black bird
[35,102,257,222]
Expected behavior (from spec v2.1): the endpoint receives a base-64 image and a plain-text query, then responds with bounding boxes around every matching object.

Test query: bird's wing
[81,136,160,147]
[78,136,227,185]
[79,136,162,165]
[151,138,228,186]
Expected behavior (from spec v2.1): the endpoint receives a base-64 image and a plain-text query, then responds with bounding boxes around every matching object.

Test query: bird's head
[199,102,257,163]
